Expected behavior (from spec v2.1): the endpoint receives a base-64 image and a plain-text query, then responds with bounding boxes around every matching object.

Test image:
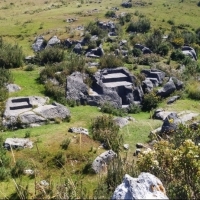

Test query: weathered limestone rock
[66,72,88,104]
[153,109,176,120]
[68,127,89,135]
[92,150,116,173]
[4,138,33,150]
[167,95,180,104]
[46,36,60,47]
[3,96,70,128]
[32,36,46,52]
[112,173,168,199]
[113,117,129,128]
[6,84,21,93]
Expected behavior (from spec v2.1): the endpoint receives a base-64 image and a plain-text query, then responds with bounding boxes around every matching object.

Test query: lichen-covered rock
[161,112,181,135]
[92,150,116,173]
[157,80,176,97]
[112,173,168,200]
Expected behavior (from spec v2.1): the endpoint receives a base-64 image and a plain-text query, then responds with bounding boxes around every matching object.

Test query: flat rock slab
[4,138,33,150]
[104,81,132,87]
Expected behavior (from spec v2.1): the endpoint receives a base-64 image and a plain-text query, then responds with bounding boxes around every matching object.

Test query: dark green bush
[127,18,150,33]
[132,48,142,57]
[52,151,66,168]
[35,47,64,65]
[170,50,185,61]
[157,43,170,56]
[0,37,24,68]
[142,91,161,111]
[197,1,200,6]
[11,159,27,178]
[100,102,127,116]
[60,138,71,150]
[105,11,116,18]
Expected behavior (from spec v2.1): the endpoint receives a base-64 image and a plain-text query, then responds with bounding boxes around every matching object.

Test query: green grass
[9,67,45,97]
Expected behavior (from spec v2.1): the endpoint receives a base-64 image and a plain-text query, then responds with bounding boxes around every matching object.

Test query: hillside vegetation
[0,0,200,199]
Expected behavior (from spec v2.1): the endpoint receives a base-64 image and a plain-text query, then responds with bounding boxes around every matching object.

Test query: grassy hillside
[0,0,200,198]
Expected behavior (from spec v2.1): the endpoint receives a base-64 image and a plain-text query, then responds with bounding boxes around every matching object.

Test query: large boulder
[46,36,60,47]
[32,36,46,52]
[112,173,168,199]
[66,72,88,104]
[142,79,154,93]
[157,80,176,97]
[92,150,116,173]
[3,96,70,128]
[161,113,181,135]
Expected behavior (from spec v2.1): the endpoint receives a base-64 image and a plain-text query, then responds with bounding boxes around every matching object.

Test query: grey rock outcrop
[46,36,60,47]
[161,113,181,135]
[66,72,89,104]
[4,138,33,150]
[32,36,46,52]
[92,150,116,173]
[153,109,176,120]
[167,95,180,104]
[157,80,176,97]
[6,84,21,93]
[3,96,70,128]
[112,173,168,200]
[73,43,82,54]
[66,67,143,108]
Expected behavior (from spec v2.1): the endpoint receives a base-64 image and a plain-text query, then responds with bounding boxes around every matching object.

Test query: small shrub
[170,50,185,61]
[60,139,71,150]
[99,54,123,68]
[137,53,160,65]
[100,102,127,116]
[142,91,161,111]
[197,1,200,6]
[128,103,141,114]
[105,11,116,18]
[167,19,175,25]
[24,64,35,71]
[52,151,66,168]
[35,47,64,65]
[24,130,31,138]
[11,159,27,178]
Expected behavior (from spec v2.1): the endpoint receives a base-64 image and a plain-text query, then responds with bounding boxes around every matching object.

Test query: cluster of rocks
[68,127,89,135]
[91,150,116,173]
[3,96,70,129]
[112,173,168,199]
[66,67,184,108]
[32,35,60,52]
[150,109,199,137]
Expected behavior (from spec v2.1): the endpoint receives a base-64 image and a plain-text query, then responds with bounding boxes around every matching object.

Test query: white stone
[112,173,168,200]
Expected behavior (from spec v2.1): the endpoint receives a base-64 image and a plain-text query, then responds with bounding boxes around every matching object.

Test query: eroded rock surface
[3,96,70,128]
[112,173,168,200]
[92,150,116,173]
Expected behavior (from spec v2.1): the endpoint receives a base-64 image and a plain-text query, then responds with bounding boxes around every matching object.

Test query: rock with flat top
[6,84,21,93]
[112,173,168,199]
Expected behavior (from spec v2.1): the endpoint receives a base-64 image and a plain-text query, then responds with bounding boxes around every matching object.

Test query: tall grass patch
[186,80,200,100]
